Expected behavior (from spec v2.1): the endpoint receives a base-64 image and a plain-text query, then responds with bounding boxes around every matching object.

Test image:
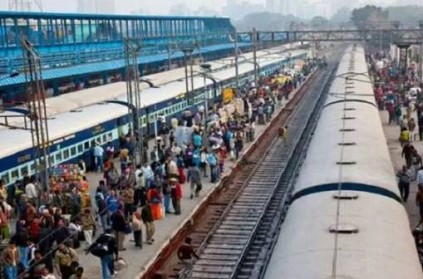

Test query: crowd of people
[0,60,316,279]
[373,56,423,223]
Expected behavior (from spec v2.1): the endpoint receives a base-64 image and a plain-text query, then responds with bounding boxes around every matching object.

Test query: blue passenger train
[0,49,309,186]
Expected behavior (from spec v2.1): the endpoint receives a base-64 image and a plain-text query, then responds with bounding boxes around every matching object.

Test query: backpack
[90,241,109,258]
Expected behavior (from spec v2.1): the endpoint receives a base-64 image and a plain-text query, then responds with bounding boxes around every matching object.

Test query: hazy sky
[0,0,414,16]
[0,0,234,14]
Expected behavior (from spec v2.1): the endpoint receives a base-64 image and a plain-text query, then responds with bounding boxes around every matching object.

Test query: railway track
[237,63,339,279]
[185,66,336,279]
[142,51,341,279]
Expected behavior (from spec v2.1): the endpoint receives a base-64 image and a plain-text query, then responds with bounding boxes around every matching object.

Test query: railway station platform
[77,83,306,279]
[380,111,421,227]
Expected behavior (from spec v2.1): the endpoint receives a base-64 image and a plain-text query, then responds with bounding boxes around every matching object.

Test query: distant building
[77,0,115,14]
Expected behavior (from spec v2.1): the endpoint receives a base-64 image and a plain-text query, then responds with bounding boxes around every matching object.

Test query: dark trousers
[124,203,134,220]
[133,230,142,248]
[210,165,217,183]
[405,156,412,168]
[398,182,410,202]
[60,265,74,279]
[171,197,181,215]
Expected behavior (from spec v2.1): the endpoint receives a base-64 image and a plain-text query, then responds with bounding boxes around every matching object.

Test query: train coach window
[20,166,28,177]
[107,132,113,140]
[56,152,62,162]
[11,170,19,180]
[30,163,36,172]
[84,142,90,150]
[78,144,83,153]
[63,149,70,160]
[90,140,96,147]
[1,174,10,185]
[70,146,77,157]
[102,135,107,143]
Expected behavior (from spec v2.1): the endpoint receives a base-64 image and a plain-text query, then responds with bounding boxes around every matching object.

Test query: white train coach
[264,45,423,279]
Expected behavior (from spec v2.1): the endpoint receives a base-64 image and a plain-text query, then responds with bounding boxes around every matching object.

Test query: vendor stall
[50,164,92,213]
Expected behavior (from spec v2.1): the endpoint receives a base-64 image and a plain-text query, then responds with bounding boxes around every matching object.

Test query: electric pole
[419,20,423,83]
[124,38,143,165]
[234,30,240,89]
[252,28,258,82]
[22,38,50,190]
[181,47,194,105]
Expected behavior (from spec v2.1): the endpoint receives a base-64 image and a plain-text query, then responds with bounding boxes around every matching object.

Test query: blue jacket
[207,154,217,167]
[192,134,202,147]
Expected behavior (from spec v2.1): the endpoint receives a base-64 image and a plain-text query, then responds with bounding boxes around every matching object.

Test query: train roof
[114,49,308,108]
[0,46,309,160]
[293,101,398,195]
[264,45,421,279]
[264,192,422,279]
[0,42,305,130]
[294,45,396,196]
[326,46,374,106]
[0,102,128,159]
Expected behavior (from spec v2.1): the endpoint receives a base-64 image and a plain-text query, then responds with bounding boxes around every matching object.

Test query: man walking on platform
[397,165,411,202]
[88,228,118,279]
[187,164,202,199]
[141,204,155,245]
[93,143,104,172]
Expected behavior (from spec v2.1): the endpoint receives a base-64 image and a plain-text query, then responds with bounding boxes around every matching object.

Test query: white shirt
[69,222,82,234]
[171,145,182,156]
[25,183,38,199]
[168,160,178,175]
[142,166,154,180]
[417,169,423,185]
[41,274,56,279]
[11,248,17,266]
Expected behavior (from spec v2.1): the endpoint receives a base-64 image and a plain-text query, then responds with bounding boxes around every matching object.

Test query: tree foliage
[351,5,389,30]
[310,16,329,28]
[385,5,423,27]
[331,7,352,24]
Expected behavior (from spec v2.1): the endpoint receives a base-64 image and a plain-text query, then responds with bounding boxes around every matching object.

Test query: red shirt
[28,220,40,240]
[171,183,183,199]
